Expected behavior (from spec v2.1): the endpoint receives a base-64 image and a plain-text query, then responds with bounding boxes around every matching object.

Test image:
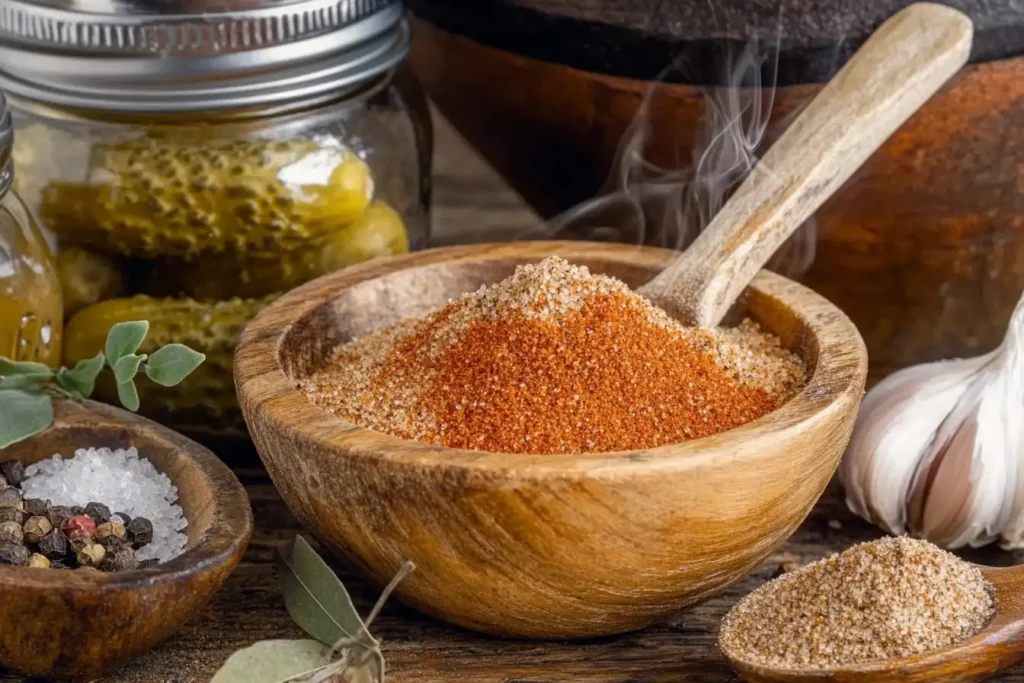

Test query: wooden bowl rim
[235,241,868,474]
[0,400,254,591]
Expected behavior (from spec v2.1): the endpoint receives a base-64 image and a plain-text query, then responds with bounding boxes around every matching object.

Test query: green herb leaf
[144,344,205,387]
[117,379,140,412]
[105,321,149,364]
[278,536,380,653]
[0,373,54,390]
[210,639,330,683]
[59,353,105,397]
[0,389,54,448]
[53,369,85,402]
[0,358,53,377]
[113,353,146,385]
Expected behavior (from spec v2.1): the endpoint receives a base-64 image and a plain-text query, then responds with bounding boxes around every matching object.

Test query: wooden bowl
[0,400,253,681]
[235,241,868,639]
[408,3,1024,384]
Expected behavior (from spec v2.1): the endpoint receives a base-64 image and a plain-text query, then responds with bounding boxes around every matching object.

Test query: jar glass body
[0,186,62,365]
[8,69,431,439]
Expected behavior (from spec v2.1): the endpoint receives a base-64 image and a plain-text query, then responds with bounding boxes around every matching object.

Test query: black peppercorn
[99,536,125,552]
[0,487,22,508]
[0,542,29,565]
[70,506,85,516]
[112,512,131,526]
[23,516,53,544]
[0,460,24,487]
[0,508,24,525]
[48,505,72,529]
[100,546,138,572]
[23,498,49,517]
[37,530,68,560]
[126,517,154,548]
[84,502,111,524]
[0,521,23,545]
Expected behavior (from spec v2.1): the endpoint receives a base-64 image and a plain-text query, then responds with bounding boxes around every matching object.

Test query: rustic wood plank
[2,111,1022,682]
[17,477,1013,683]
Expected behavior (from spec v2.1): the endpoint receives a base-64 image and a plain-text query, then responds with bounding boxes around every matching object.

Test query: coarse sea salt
[21,447,188,564]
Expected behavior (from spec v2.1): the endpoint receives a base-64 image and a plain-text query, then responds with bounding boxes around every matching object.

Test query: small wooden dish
[235,241,868,639]
[0,400,253,681]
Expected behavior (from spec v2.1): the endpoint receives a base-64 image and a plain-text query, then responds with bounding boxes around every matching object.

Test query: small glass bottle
[0,93,61,365]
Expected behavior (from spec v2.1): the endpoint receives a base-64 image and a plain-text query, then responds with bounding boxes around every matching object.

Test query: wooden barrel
[409,0,1024,382]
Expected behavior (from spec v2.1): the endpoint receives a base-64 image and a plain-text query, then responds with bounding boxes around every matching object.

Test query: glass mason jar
[0,0,431,441]
[0,94,62,366]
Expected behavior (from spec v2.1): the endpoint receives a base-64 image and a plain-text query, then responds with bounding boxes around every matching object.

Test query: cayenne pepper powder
[301,257,805,454]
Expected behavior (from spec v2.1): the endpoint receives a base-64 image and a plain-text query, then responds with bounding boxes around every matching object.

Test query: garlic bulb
[840,293,1024,549]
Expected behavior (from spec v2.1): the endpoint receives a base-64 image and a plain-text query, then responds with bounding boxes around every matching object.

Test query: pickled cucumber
[56,247,124,317]
[64,294,276,438]
[40,137,373,260]
[141,200,409,300]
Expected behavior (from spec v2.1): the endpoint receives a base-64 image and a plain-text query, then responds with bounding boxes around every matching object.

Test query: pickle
[64,294,276,439]
[56,247,124,318]
[40,137,373,260]
[140,200,410,300]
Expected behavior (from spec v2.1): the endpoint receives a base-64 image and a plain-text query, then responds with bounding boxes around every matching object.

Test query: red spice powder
[300,257,804,455]
[410,293,778,453]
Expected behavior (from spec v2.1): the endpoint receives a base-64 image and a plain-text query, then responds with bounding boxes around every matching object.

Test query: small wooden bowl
[235,241,867,639]
[0,400,253,681]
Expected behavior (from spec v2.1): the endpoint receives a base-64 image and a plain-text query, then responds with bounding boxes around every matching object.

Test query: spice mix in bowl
[301,256,805,454]
[235,241,868,639]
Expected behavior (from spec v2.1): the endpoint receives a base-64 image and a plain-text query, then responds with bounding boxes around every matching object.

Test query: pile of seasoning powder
[302,257,804,454]
[719,537,995,669]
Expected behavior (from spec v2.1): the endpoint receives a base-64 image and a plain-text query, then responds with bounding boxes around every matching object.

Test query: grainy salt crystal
[22,447,188,564]
[718,537,995,669]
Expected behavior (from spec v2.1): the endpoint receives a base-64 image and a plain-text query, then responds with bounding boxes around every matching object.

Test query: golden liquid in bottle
[0,190,61,365]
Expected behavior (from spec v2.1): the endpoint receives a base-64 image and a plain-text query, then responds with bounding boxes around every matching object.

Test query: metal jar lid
[0,0,409,112]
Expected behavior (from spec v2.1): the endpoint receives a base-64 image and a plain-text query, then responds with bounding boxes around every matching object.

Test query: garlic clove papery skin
[839,357,985,536]
[907,334,1024,548]
[907,390,1001,548]
[995,301,1024,548]
[841,290,1024,550]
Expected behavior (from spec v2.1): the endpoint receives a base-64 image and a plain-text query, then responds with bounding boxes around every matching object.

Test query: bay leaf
[210,639,329,683]
[277,536,380,655]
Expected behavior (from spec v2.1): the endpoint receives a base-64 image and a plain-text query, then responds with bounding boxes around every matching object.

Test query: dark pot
[409,0,1024,382]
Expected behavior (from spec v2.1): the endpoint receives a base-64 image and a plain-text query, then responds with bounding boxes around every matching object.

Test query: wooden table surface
[5,113,1023,683]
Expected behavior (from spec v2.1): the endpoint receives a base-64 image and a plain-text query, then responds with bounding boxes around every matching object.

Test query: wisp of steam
[522,30,848,280]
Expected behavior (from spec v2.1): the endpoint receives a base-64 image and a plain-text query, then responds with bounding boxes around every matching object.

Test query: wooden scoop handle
[638,2,973,327]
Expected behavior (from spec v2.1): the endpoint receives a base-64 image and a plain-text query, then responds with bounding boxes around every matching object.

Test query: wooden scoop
[638,2,974,327]
[728,564,1024,682]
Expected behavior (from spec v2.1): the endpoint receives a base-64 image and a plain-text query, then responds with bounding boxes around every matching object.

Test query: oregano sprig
[212,537,415,683]
[0,320,205,448]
